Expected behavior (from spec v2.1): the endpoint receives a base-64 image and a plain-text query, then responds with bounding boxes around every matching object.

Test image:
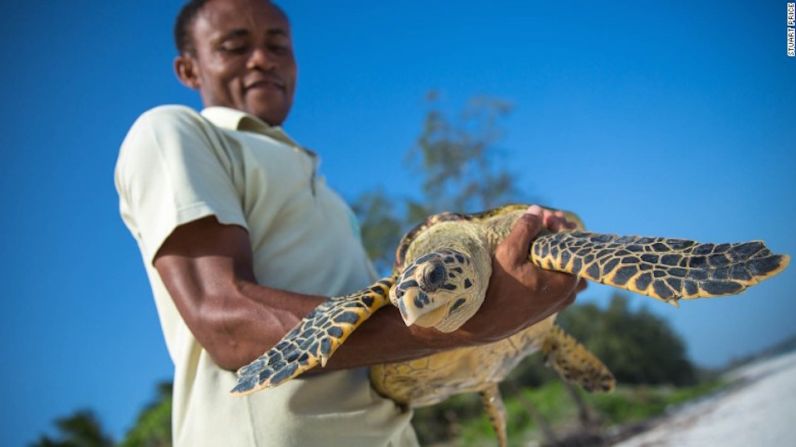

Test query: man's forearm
[153,216,470,372]
[223,279,476,371]
[154,208,581,374]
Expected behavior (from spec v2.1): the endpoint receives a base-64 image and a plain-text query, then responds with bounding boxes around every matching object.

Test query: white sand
[616,351,796,446]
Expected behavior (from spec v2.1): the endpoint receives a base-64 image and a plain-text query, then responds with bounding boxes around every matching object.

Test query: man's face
[180,0,297,126]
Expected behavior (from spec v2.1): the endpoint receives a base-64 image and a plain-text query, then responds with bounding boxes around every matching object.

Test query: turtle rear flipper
[532,232,790,305]
[542,325,615,392]
[479,384,508,447]
[231,278,393,396]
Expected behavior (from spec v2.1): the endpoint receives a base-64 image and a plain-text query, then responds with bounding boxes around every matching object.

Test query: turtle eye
[421,261,446,291]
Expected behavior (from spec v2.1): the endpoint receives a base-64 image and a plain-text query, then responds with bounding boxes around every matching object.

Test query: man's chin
[246,104,289,127]
[243,89,290,124]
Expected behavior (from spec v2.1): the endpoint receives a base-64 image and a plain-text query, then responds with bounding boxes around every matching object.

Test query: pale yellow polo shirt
[115,105,417,447]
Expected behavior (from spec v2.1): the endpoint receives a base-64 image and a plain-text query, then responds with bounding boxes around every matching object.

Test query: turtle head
[389,249,484,333]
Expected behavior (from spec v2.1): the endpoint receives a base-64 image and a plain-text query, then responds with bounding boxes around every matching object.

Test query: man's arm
[153,205,582,371]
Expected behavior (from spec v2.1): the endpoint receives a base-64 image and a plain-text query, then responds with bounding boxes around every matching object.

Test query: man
[115,0,582,445]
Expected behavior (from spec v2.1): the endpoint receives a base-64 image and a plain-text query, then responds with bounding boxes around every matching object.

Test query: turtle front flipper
[479,383,508,447]
[531,232,790,305]
[542,325,615,392]
[231,278,393,396]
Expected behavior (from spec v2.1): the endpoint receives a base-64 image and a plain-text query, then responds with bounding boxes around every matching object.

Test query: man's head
[173,0,296,126]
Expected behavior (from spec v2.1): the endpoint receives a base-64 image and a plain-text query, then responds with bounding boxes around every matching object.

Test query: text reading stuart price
[788,2,795,56]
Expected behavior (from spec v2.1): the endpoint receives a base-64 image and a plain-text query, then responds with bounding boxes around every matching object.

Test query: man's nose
[247,46,276,70]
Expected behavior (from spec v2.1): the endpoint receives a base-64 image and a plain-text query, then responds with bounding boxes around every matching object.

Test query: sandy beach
[616,351,796,446]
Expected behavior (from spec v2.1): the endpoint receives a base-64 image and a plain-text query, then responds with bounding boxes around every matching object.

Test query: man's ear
[174,54,201,89]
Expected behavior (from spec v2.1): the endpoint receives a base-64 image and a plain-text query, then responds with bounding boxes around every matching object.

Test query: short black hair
[174,0,210,55]
[173,0,288,55]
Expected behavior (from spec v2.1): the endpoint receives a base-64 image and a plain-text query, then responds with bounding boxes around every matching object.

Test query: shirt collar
[201,106,302,149]
[201,107,320,194]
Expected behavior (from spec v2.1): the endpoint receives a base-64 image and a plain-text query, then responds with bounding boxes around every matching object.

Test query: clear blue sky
[1,1,794,445]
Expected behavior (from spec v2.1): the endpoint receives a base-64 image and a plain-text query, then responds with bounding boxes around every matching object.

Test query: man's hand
[460,205,586,343]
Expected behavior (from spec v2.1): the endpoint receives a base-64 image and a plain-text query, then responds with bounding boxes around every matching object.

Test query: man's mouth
[245,78,285,92]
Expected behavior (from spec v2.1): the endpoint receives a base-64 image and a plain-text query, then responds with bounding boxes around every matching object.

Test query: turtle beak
[398,290,447,328]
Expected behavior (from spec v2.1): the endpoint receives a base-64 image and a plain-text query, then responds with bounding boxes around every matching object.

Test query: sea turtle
[231,204,789,446]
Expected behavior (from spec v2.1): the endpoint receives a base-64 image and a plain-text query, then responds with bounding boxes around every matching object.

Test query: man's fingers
[544,214,564,232]
[536,268,580,297]
[543,209,577,232]
[558,290,578,312]
[503,205,544,263]
[562,291,577,307]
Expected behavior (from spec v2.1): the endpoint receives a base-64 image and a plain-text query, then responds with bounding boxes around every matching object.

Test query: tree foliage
[557,294,696,386]
[352,92,521,274]
[31,410,114,447]
[119,381,173,447]
[350,188,405,275]
[407,92,517,215]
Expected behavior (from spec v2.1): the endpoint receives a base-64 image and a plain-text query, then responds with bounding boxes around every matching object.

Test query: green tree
[120,381,173,447]
[557,294,696,386]
[407,92,517,215]
[352,92,521,274]
[350,188,405,275]
[31,410,114,447]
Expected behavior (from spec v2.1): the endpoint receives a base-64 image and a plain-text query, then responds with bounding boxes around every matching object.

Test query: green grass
[418,379,726,446]
[589,379,725,425]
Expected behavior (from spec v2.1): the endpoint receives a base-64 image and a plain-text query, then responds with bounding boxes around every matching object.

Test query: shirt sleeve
[115,105,248,265]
